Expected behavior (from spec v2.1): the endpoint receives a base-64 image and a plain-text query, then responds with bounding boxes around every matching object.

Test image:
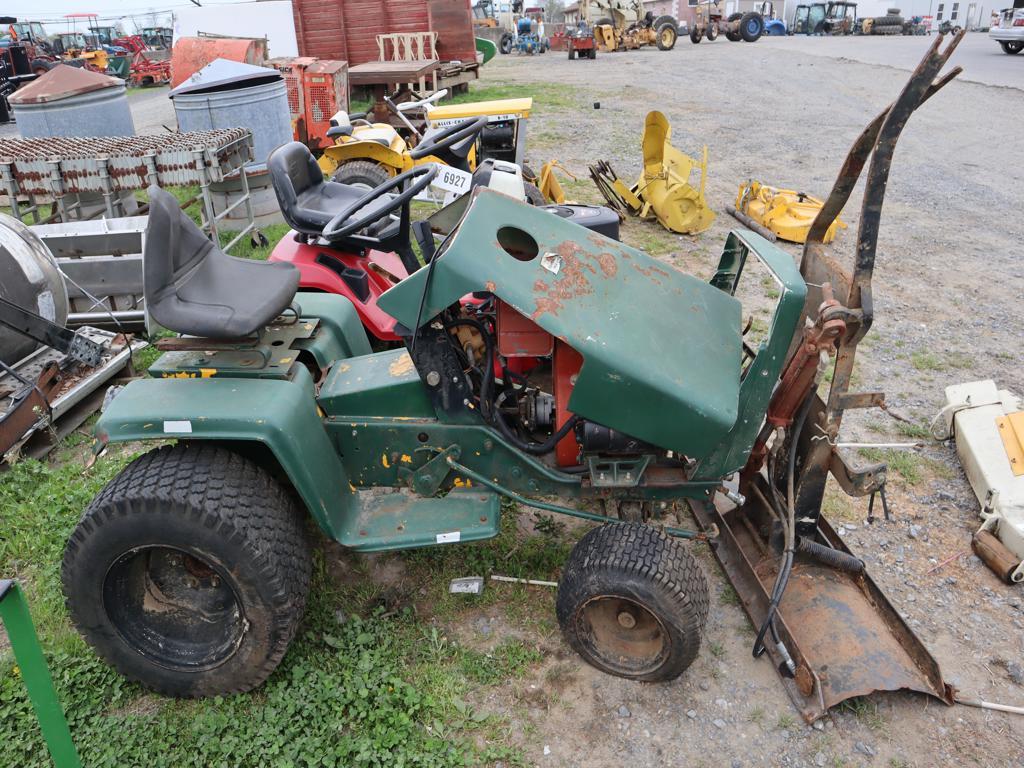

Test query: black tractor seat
[268,141,397,241]
[144,186,299,339]
[268,142,429,275]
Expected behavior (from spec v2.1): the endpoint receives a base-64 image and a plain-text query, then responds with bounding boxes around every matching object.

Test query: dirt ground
[442,33,1023,768]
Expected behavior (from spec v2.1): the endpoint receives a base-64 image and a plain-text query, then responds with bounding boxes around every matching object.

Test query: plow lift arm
[690,32,964,722]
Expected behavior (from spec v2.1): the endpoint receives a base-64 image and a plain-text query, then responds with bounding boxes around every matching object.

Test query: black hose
[492,390,581,455]
[753,394,815,662]
[796,537,864,573]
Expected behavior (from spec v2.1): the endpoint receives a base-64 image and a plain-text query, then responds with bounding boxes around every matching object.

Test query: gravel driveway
[466,31,1024,768]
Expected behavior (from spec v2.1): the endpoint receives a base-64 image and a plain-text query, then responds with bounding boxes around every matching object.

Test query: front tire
[706,22,720,41]
[332,160,392,191]
[30,58,53,76]
[62,444,312,697]
[499,33,513,54]
[656,22,678,50]
[690,25,703,43]
[556,523,709,682]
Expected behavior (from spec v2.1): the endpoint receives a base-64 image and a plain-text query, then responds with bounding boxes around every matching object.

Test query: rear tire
[652,15,677,31]
[524,182,546,206]
[557,523,709,682]
[739,12,765,41]
[1001,41,1022,54]
[726,13,743,41]
[332,160,391,191]
[30,58,53,76]
[61,444,312,697]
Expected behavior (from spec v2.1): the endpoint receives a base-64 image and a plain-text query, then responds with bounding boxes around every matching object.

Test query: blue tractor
[500,17,550,55]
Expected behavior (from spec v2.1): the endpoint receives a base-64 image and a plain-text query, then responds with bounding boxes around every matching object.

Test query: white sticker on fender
[436,531,461,544]
[163,420,193,434]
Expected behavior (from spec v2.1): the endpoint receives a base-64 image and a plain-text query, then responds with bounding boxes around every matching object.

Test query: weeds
[841,697,888,733]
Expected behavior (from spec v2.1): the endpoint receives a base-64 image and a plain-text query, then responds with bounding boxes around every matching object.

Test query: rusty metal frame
[692,32,964,722]
[793,32,964,529]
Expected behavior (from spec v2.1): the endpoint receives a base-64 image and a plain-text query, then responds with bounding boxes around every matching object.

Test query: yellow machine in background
[320,95,533,190]
[590,110,715,235]
[729,180,846,244]
[584,0,680,51]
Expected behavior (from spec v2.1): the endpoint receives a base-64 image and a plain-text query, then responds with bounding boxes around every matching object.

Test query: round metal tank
[9,66,134,139]
[0,213,69,366]
[172,77,291,168]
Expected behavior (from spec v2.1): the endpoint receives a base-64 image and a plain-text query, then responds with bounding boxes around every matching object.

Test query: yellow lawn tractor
[319,90,540,201]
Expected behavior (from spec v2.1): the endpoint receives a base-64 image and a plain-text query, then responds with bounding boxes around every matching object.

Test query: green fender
[94,365,356,539]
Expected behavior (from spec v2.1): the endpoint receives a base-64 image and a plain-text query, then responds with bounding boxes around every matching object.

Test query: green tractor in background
[61,37,962,722]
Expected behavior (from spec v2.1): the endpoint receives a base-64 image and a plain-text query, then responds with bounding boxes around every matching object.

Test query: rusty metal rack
[0,129,259,253]
[0,328,143,463]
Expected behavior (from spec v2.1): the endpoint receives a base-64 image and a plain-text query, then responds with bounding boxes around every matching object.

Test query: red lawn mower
[267,138,620,346]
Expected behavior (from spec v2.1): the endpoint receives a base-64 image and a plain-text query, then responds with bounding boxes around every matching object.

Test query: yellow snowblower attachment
[589,111,715,235]
[730,181,847,244]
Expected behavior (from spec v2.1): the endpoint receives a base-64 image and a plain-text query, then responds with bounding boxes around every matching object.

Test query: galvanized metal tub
[11,82,135,139]
[172,78,291,167]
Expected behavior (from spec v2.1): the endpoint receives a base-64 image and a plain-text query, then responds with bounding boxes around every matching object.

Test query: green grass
[0,449,577,766]
[620,219,678,257]
[449,82,581,112]
[840,697,887,733]
[856,447,956,487]
[909,350,973,372]
[137,186,286,261]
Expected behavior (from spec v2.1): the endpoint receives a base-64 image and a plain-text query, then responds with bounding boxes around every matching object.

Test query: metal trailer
[32,216,150,333]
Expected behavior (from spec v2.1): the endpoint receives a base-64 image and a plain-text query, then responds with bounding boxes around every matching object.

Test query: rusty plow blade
[691,487,954,722]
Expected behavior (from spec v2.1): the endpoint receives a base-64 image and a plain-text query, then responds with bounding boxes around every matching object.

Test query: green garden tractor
[61,36,962,721]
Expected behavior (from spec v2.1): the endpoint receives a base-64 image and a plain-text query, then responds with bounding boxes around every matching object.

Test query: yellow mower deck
[734,181,847,244]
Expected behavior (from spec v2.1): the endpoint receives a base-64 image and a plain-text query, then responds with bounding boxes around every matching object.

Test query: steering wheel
[409,116,488,160]
[322,164,438,241]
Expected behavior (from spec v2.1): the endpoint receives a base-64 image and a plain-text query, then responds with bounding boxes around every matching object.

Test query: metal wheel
[103,547,245,672]
[656,23,678,50]
[575,596,672,677]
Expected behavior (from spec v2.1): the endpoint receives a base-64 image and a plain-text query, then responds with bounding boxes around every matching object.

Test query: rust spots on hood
[594,251,617,278]
[531,240,596,320]
[632,261,672,285]
[485,280,497,293]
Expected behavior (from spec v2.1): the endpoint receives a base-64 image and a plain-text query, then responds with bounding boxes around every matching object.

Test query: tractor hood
[378,188,743,457]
